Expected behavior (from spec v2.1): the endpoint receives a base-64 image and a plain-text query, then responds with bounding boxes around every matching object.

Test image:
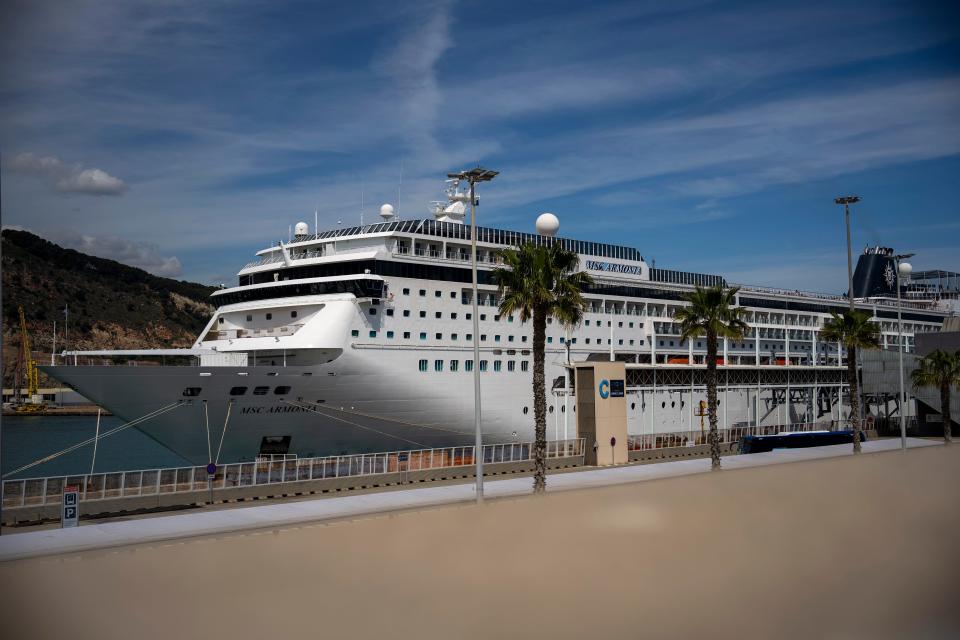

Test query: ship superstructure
[42,179,954,464]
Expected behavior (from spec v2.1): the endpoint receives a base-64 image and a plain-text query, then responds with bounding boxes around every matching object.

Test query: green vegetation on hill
[2,229,217,384]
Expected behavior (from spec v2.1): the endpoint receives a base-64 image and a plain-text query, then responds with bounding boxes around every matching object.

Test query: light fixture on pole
[894,253,914,450]
[834,196,861,312]
[447,166,498,503]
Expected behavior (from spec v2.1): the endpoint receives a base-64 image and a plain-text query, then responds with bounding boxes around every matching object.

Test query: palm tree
[675,285,749,470]
[820,310,881,453]
[493,242,593,493]
[911,349,960,444]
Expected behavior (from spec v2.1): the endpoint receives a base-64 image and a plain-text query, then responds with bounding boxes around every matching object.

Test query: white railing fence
[2,439,585,509]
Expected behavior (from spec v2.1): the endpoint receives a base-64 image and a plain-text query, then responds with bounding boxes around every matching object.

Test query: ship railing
[1,439,586,509]
[626,421,852,451]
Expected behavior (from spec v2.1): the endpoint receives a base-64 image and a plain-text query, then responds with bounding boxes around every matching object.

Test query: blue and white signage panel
[62,485,79,528]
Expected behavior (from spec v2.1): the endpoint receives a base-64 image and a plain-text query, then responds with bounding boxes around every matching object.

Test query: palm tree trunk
[706,332,721,470]
[847,344,862,453]
[532,305,548,493]
[941,382,953,445]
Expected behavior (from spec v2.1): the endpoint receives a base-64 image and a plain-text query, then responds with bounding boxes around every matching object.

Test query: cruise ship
[41,178,955,464]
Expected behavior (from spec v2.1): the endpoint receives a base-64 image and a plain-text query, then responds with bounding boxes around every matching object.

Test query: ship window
[585,338,591,344]
[419,359,428,372]
[494,315,500,321]
[549,406,554,414]
[419,289,426,296]
[229,387,247,396]
[494,360,502,372]
[618,322,623,327]
[521,361,529,372]
[450,291,457,298]
[404,331,411,339]
[246,315,252,322]
[481,334,487,341]
[466,333,472,340]
[369,308,377,315]
[495,335,501,342]
[403,288,410,295]
[508,316,514,323]
[182,387,202,397]
[403,310,410,317]
[253,386,269,395]
[436,333,442,339]
[466,360,474,372]
[218,317,224,324]
[274,386,291,395]
[547,337,553,343]
[266,313,272,320]
[434,291,441,298]
[387,331,394,339]
[369,330,376,338]
[435,312,442,319]
[619,339,624,345]
[450,360,459,371]
[451,313,457,319]
[480,360,488,371]
[451,333,458,340]
[522,336,528,343]
[419,311,426,318]
[291,311,298,318]
[480,314,486,321]
[386,309,394,316]
[508,361,515,371]
[434,359,443,372]
[585,320,590,326]
[560,337,565,344]
[508,335,514,342]
[630,340,635,345]
[466,313,472,320]
[420,332,427,340]
[351,330,359,337]
[523,406,528,415]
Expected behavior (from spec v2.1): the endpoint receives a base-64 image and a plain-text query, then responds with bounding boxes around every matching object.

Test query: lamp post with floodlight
[447,167,498,503]
[835,196,861,312]
[894,253,914,450]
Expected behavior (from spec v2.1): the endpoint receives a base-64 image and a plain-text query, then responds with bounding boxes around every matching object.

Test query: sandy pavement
[1,444,958,639]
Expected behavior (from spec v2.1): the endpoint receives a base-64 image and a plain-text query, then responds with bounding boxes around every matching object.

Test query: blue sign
[206,463,217,475]
[598,379,610,399]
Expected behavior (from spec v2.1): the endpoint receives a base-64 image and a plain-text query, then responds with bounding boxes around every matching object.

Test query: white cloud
[6,152,127,196]
[50,229,182,277]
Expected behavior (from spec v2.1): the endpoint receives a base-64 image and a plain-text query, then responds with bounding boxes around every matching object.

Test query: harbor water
[1,415,191,480]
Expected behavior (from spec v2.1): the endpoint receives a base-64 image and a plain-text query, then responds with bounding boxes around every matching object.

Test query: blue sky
[1,0,958,291]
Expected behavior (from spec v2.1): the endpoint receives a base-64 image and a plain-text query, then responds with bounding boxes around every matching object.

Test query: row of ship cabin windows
[382,300,644,330]
[419,359,529,373]
[182,386,291,397]
[355,329,643,346]
[219,312,298,324]
[658,340,835,351]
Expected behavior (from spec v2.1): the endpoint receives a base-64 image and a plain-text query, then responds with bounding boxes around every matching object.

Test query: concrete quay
[0,437,934,562]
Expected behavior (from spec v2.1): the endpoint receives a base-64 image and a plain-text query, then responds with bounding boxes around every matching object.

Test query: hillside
[2,229,217,385]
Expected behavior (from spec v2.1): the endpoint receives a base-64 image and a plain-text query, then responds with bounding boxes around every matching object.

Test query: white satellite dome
[899,261,912,277]
[536,212,560,237]
[294,221,309,236]
[380,203,395,221]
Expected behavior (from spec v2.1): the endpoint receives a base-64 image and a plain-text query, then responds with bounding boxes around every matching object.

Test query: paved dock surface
[1,438,957,639]
[0,437,941,561]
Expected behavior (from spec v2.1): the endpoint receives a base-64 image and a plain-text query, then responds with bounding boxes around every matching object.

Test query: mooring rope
[281,399,428,448]
[296,399,468,437]
[2,400,186,479]
[214,400,233,465]
[203,400,212,464]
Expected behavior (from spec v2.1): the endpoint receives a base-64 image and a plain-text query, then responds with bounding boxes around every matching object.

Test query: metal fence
[2,439,585,509]
[627,421,852,451]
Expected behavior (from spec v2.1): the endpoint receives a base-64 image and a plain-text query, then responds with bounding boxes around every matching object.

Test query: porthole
[523,407,529,415]
[662,402,666,409]
[266,313,272,320]
[274,386,291,395]
[631,403,636,410]
[229,386,247,396]
[549,406,554,414]
[291,310,298,318]
[218,317,224,324]
[182,387,202,397]
[253,386,269,395]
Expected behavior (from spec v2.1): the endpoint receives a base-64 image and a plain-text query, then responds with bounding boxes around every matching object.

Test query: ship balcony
[204,323,305,341]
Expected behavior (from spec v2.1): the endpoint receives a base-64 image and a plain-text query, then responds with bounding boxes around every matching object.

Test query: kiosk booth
[574,361,629,466]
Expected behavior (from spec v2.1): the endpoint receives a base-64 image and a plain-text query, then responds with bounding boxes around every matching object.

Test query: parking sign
[62,485,79,528]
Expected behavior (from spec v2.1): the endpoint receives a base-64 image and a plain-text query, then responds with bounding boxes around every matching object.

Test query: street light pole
[835,196,860,312]
[448,167,498,503]
[894,253,914,450]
